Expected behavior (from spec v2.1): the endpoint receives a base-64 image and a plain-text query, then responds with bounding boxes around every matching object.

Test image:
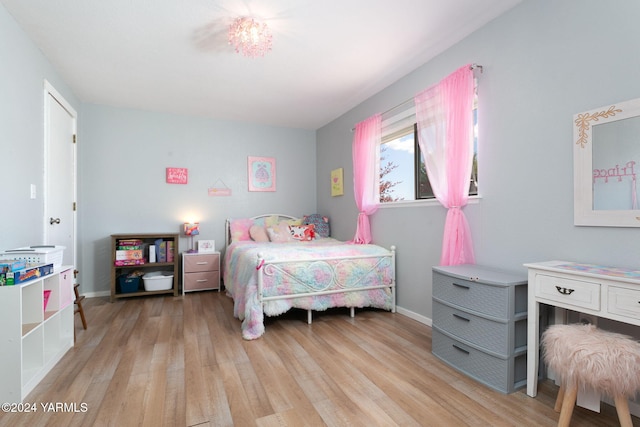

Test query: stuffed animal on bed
[289,224,316,241]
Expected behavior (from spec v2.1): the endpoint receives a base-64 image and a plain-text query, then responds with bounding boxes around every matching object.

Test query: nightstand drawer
[184,271,220,291]
[184,253,220,273]
[535,274,600,311]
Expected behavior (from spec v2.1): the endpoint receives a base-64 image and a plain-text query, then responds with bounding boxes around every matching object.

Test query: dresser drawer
[432,329,526,394]
[433,272,510,318]
[608,286,640,321]
[535,274,600,311]
[184,253,219,273]
[432,300,526,356]
[184,271,220,291]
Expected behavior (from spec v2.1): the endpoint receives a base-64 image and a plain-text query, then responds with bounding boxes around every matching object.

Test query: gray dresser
[432,264,528,394]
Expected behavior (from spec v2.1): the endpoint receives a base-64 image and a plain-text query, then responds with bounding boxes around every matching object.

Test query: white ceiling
[2,0,521,130]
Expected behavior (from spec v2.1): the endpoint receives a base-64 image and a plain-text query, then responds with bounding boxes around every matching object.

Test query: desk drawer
[608,286,640,321]
[535,274,600,311]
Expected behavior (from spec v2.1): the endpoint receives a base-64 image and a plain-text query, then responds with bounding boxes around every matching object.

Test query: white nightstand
[182,251,220,295]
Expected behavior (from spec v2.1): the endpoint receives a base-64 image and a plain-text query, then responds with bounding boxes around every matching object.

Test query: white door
[44,81,77,267]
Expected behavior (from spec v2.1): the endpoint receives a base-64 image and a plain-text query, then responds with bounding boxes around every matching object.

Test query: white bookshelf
[0,266,74,403]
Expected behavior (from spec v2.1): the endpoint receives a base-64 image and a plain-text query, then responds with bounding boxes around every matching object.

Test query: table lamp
[183,222,200,252]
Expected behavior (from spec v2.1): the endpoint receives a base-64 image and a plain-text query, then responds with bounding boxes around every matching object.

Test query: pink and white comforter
[223,238,394,340]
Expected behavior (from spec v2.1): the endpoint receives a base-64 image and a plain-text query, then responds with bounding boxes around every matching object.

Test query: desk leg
[527,295,540,397]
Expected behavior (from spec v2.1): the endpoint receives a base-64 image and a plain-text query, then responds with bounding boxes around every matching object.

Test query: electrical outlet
[30,184,36,199]
[579,313,598,326]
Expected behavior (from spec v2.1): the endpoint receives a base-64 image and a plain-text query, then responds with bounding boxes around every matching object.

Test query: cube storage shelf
[110,233,179,302]
[0,266,75,403]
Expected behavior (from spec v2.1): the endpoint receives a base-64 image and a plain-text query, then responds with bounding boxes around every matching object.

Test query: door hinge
[73,134,77,144]
[73,202,77,211]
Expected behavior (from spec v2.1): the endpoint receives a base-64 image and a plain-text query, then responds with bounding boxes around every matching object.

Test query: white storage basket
[142,271,174,291]
[0,246,65,268]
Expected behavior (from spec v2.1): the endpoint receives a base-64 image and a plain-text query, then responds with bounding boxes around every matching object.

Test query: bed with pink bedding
[223,214,396,340]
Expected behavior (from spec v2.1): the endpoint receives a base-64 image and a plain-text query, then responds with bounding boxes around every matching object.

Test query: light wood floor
[1,291,636,427]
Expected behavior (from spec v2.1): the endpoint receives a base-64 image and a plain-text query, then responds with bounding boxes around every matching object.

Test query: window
[379,93,478,203]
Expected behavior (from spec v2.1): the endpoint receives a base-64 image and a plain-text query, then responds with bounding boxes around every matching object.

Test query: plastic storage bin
[142,271,173,291]
[0,246,65,268]
[118,275,140,293]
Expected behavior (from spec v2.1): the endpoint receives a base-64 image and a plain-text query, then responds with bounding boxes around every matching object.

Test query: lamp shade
[184,222,200,236]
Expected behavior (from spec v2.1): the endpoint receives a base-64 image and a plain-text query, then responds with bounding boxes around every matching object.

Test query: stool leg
[557,384,577,427]
[554,383,565,413]
[613,395,633,427]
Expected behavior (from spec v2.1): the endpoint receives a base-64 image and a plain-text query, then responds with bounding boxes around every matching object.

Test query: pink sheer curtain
[351,113,381,244]
[415,65,475,265]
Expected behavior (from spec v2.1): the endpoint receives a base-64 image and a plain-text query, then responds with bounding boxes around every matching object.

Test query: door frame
[43,79,78,268]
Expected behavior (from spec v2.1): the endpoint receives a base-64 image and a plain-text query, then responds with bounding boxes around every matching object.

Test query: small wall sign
[331,167,344,196]
[166,167,188,184]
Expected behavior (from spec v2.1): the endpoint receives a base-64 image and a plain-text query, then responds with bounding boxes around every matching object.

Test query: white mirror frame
[574,97,640,227]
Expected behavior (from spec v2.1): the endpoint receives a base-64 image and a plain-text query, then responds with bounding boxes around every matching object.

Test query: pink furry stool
[542,324,640,427]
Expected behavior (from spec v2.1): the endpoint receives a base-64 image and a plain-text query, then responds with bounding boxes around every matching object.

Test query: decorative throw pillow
[249,224,269,242]
[229,218,253,242]
[266,221,293,243]
[303,214,330,238]
[290,224,316,241]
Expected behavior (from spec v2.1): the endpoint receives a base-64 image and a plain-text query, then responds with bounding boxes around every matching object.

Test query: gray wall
[79,104,316,294]
[317,0,640,323]
[0,4,79,249]
[1,2,316,296]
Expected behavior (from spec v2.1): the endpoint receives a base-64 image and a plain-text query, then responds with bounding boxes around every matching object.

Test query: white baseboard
[395,305,432,327]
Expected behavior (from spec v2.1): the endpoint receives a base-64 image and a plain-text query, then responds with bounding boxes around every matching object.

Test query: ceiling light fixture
[228,17,273,58]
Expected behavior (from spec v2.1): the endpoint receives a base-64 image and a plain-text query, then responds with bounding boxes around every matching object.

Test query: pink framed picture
[248,156,276,191]
[166,167,188,184]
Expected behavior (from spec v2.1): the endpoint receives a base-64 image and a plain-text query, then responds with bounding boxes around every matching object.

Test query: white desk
[525,261,640,397]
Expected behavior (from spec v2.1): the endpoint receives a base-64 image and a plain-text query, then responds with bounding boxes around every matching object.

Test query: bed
[223,214,396,340]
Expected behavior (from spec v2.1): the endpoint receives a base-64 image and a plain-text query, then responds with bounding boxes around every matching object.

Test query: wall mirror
[574,97,640,226]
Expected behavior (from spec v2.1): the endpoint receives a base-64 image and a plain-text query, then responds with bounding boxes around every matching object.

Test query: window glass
[379,92,478,203]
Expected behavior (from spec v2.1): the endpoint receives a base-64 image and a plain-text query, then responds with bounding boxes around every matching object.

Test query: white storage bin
[142,271,174,291]
[0,246,65,268]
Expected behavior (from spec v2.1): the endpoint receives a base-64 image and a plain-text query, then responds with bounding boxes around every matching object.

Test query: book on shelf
[115,250,143,261]
[114,258,147,267]
[118,239,143,246]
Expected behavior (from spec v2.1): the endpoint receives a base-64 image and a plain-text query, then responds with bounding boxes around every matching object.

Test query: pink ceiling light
[228,17,273,58]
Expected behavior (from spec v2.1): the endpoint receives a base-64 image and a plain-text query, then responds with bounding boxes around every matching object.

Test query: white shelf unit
[0,266,74,403]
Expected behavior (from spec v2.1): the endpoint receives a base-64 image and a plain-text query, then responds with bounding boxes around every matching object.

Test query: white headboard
[225,214,299,248]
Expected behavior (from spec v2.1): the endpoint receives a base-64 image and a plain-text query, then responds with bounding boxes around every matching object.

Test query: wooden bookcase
[110,233,179,302]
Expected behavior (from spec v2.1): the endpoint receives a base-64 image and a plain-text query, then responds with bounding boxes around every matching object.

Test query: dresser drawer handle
[555,286,575,295]
[452,282,470,290]
[452,313,470,322]
[196,279,208,283]
[196,262,209,265]
[452,344,470,355]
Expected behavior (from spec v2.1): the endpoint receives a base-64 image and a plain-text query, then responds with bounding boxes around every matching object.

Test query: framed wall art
[197,240,216,253]
[331,167,344,196]
[248,156,276,192]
